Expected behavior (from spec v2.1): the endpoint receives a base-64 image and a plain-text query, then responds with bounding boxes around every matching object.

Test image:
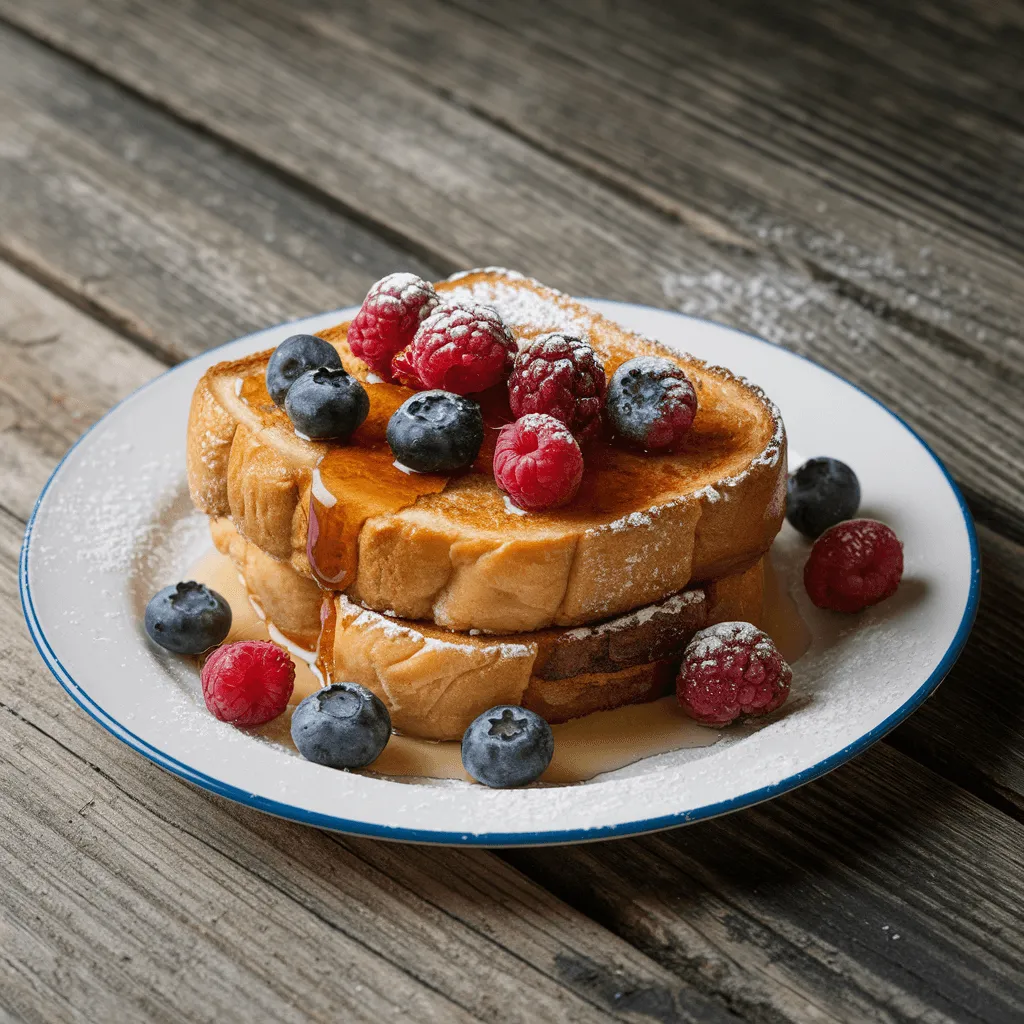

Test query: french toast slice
[189,269,785,634]
[211,517,764,740]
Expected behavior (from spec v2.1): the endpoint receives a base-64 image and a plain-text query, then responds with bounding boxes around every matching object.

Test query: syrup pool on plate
[187,548,808,784]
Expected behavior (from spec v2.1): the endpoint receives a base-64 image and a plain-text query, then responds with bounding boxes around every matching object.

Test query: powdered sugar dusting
[443,268,589,339]
[38,446,192,577]
[503,495,528,516]
[685,620,776,663]
[528,330,597,361]
[563,587,705,641]
[515,411,577,444]
[369,271,438,309]
[341,596,534,660]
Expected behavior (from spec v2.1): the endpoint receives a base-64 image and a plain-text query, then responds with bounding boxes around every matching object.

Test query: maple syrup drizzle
[306,381,449,589]
[316,594,338,684]
[186,547,811,784]
[305,381,742,589]
[242,341,759,594]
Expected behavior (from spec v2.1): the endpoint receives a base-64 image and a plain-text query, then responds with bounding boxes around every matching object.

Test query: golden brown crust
[522,661,678,724]
[187,269,786,633]
[186,371,236,514]
[209,516,323,650]
[212,517,765,740]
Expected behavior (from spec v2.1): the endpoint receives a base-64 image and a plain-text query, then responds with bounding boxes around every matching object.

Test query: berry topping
[392,302,516,394]
[508,332,607,443]
[265,334,343,407]
[284,367,370,440]
[144,581,231,655]
[348,273,439,382]
[461,705,554,787]
[606,356,697,452]
[804,518,904,612]
[201,640,295,726]
[386,390,484,473]
[787,457,861,538]
[676,622,791,727]
[493,413,584,512]
[291,682,391,769]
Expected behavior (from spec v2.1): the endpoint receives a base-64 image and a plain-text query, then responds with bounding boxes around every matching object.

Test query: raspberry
[508,333,607,443]
[201,640,295,726]
[348,273,438,382]
[493,413,584,512]
[677,622,791,727]
[607,356,698,452]
[392,302,516,394]
[804,518,904,612]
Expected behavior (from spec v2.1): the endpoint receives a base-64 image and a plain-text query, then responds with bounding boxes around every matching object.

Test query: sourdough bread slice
[210,517,764,740]
[189,269,785,633]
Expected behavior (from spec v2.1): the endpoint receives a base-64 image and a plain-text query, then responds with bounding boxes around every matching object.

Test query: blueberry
[284,367,370,440]
[290,683,391,769]
[786,457,861,538]
[606,356,697,452]
[461,705,554,788]
[386,390,484,472]
[266,334,343,406]
[144,581,231,655]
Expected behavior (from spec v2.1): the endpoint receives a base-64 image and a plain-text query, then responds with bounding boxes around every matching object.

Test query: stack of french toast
[187,269,787,741]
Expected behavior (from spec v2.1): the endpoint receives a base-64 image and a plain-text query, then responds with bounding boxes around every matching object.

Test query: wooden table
[1,1,1022,1020]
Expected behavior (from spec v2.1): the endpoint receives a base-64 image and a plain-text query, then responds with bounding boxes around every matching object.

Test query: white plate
[21,301,979,846]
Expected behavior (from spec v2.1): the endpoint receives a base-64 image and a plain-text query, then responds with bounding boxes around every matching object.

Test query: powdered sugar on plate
[22,295,975,844]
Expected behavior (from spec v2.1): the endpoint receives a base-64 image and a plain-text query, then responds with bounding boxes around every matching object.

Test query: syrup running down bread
[188,269,786,635]
[186,543,807,782]
[209,517,766,740]
[185,268,790,758]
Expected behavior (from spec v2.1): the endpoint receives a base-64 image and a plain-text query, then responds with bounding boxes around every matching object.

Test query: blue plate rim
[20,302,981,847]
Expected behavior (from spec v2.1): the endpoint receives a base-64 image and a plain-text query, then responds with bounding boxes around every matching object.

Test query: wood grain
[0,25,439,363]
[510,744,1024,1024]
[304,0,1024,373]
[0,264,163,521]
[1,8,1023,540]
[2,5,1024,1019]
[1,23,1023,809]
[0,263,734,1024]
[4,257,1023,1023]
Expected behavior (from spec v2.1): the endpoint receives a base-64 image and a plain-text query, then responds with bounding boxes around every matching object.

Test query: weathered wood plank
[509,743,1024,1024]
[0,265,735,1024]
[0,655,473,1024]
[302,0,1024,375]
[4,255,1024,1022]
[0,24,439,363]
[511,0,1024,257]
[0,262,163,521]
[1,22,1024,810]
[1,6,1021,543]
